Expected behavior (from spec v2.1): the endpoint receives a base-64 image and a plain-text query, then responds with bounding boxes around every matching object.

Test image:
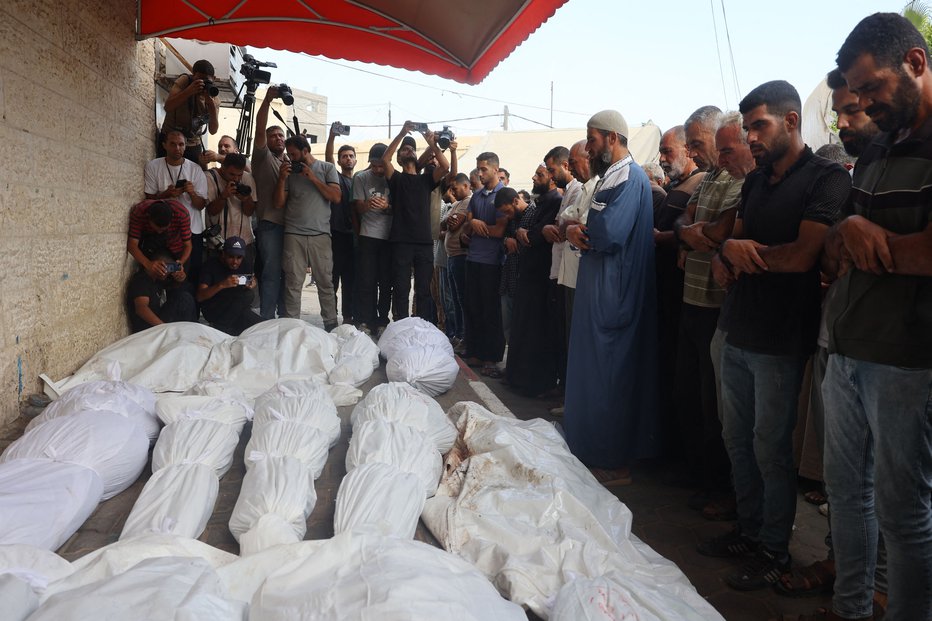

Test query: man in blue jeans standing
[697,80,850,591]
[814,13,932,621]
[252,86,288,320]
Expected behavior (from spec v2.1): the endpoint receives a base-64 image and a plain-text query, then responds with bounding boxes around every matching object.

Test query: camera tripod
[234,81,301,157]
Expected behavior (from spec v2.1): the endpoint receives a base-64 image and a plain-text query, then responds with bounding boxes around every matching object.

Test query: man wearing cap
[352,143,394,334]
[197,236,261,336]
[564,109,658,486]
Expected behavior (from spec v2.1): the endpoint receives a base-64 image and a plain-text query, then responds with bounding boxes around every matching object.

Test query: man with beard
[774,72,885,609]
[506,162,564,396]
[564,110,657,486]
[253,86,289,319]
[382,123,449,322]
[805,14,932,621]
[669,108,745,516]
[697,81,850,592]
[353,144,394,335]
[326,130,359,325]
[654,123,707,460]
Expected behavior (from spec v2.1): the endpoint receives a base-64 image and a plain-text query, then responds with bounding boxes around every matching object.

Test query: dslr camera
[437,125,455,150]
[235,183,252,196]
[290,161,305,174]
[331,121,351,136]
[277,83,294,106]
[201,78,219,97]
[203,223,224,251]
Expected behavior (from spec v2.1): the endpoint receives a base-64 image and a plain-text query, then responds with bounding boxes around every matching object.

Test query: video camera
[240,54,277,86]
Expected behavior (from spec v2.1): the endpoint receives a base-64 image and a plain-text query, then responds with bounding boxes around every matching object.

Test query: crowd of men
[121,12,929,621]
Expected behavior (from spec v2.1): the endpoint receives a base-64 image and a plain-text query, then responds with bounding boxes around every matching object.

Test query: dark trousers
[356,236,393,327]
[148,289,197,331]
[392,242,434,322]
[464,260,505,362]
[202,289,262,336]
[674,303,731,491]
[331,230,356,322]
[446,255,467,339]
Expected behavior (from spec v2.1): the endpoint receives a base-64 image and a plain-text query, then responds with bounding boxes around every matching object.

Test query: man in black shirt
[326,126,358,325]
[126,250,196,333]
[382,121,449,321]
[697,80,850,591]
[197,236,262,335]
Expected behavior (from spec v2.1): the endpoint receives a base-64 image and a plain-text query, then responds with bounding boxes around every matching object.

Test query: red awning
[137,0,569,85]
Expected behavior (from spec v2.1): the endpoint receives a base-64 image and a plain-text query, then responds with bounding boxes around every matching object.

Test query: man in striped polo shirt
[817,13,932,621]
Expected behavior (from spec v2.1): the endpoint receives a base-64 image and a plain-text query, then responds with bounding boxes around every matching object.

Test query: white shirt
[550,178,582,280]
[557,176,599,289]
[144,157,209,233]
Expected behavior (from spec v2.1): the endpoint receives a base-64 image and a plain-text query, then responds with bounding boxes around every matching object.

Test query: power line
[719,0,742,102]
[304,54,589,117]
[709,0,730,108]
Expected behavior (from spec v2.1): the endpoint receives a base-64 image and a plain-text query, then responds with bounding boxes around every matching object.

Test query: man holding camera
[201,135,251,172]
[382,121,449,322]
[352,143,393,334]
[275,135,341,330]
[127,199,192,279]
[126,248,196,334]
[197,236,262,336]
[205,152,257,269]
[144,130,208,282]
[160,59,220,165]
[253,86,289,320]
[326,123,358,325]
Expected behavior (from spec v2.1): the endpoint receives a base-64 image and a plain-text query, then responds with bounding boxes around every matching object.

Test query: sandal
[589,467,632,487]
[774,559,835,598]
[804,490,828,505]
[481,365,504,379]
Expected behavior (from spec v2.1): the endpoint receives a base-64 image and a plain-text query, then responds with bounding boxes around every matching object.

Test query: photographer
[145,129,209,285]
[205,152,257,268]
[127,199,192,279]
[200,135,251,172]
[274,135,341,330]
[197,237,261,336]
[126,249,196,333]
[382,121,449,322]
[326,123,358,325]
[160,59,220,165]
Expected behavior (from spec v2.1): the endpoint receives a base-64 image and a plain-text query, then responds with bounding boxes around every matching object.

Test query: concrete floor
[1,283,835,620]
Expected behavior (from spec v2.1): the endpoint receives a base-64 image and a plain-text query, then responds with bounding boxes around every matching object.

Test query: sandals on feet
[481,365,504,379]
[774,559,835,597]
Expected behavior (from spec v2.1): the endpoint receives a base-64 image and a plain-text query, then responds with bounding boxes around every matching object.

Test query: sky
[244,0,907,141]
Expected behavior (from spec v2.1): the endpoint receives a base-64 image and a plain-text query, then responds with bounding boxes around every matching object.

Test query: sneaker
[725,547,791,591]
[357,323,372,336]
[697,526,757,558]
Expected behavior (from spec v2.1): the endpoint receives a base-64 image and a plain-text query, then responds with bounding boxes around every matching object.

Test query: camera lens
[278,84,295,106]
[204,80,219,97]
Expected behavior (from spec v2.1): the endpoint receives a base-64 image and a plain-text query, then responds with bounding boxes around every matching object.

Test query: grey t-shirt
[251,145,287,225]
[352,168,393,240]
[284,159,340,235]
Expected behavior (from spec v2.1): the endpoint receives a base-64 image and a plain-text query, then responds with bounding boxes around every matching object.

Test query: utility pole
[550,81,554,128]
[388,101,392,138]
[503,105,509,131]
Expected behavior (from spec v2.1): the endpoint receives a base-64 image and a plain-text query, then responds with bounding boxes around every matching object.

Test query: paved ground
[2,282,834,620]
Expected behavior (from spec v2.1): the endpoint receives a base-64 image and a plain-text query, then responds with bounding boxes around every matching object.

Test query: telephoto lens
[278,84,294,106]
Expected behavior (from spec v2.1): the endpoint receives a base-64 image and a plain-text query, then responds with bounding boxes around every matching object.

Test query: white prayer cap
[587,109,628,140]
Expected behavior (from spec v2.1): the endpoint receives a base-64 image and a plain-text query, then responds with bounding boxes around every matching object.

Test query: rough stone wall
[0,0,156,425]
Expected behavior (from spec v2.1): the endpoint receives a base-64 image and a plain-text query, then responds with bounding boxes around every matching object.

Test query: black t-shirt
[126,270,167,333]
[723,148,850,356]
[330,174,355,234]
[388,167,438,244]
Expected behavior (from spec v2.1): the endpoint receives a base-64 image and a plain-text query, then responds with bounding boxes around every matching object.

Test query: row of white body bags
[120,387,252,540]
[0,381,155,550]
[228,379,341,555]
[334,382,455,539]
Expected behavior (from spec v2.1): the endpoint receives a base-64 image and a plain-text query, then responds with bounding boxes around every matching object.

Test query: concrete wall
[0,0,156,425]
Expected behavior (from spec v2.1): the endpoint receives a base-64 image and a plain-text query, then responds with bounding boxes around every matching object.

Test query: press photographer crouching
[127,199,192,278]
[197,236,262,336]
[205,152,257,268]
[159,59,220,165]
[126,247,196,334]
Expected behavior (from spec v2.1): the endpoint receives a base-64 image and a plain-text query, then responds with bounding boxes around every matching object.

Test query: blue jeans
[720,342,806,555]
[255,220,285,320]
[446,255,466,339]
[823,354,932,620]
